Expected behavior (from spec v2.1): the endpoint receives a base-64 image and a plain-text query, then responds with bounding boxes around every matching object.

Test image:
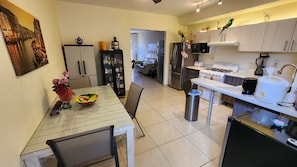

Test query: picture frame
[0,1,48,76]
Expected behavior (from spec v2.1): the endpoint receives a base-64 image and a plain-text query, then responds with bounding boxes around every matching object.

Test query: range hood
[207,41,240,47]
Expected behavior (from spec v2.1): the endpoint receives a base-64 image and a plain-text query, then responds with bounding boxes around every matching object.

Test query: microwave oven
[191,43,209,53]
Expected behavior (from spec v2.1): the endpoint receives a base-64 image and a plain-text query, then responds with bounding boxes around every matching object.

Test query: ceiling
[57,0,294,17]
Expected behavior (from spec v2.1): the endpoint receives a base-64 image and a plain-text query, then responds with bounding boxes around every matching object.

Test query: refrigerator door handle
[172,44,178,70]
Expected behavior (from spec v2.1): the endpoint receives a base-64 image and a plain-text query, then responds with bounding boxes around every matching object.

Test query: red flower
[52,71,71,93]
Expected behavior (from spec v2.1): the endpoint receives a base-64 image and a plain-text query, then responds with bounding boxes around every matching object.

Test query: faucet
[277,63,297,104]
[277,63,297,83]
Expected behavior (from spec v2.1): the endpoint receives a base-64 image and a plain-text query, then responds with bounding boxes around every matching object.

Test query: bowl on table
[74,93,98,105]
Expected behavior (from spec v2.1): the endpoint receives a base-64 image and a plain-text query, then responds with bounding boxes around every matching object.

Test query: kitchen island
[191,78,297,126]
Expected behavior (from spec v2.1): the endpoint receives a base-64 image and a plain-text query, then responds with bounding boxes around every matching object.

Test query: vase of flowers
[52,71,75,109]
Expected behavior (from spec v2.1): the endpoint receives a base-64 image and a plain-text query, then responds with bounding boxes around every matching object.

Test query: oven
[198,63,239,105]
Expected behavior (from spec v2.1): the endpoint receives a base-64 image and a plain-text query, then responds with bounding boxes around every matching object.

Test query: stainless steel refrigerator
[168,42,194,90]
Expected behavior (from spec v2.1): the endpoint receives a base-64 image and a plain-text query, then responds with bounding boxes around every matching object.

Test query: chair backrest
[68,77,91,89]
[46,125,115,167]
[124,82,144,119]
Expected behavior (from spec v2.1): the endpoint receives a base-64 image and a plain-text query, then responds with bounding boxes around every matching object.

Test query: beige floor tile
[186,130,222,159]
[127,71,232,167]
[157,105,183,120]
[136,109,165,127]
[134,133,157,155]
[159,137,209,167]
[168,118,199,135]
[201,161,219,167]
[145,121,183,146]
[135,148,171,167]
[212,156,221,166]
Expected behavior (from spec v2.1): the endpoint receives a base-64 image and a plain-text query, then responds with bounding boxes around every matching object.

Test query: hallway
[116,71,233,167]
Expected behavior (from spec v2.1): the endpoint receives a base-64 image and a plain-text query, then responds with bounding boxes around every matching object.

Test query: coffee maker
[254,53,269,76]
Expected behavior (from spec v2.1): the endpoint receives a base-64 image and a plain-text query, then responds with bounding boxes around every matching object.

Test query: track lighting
[195,0,222,13]
[196,6,200,13]
[218,0,222,5]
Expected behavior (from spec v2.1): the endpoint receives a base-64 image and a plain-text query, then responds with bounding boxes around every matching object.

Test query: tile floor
[114,71,233,167]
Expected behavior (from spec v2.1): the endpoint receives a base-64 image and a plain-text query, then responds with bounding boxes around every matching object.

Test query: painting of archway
[0,1,48,76]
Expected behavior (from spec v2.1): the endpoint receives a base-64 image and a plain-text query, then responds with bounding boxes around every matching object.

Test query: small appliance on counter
[254,53,269,76]
[242,77,257,95]
[254,67,290,104]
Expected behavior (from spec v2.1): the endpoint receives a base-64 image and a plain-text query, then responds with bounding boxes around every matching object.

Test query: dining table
[20,85,135,167]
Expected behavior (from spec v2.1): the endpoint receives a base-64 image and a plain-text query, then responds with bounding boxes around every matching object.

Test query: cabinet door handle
[290,40,295,51]
[283,40,289,51]
[77,61,81,75]
[83,60,87,74]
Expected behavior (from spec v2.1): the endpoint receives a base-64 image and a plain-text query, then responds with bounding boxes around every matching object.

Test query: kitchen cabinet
[63,45,97,86]
[238,22,267,51]
[101,50,125,97]
[222,75,244,105]
[261,18,297,52]
[196,31,210,43]
[186,68,199,80]
[209,27,241,42]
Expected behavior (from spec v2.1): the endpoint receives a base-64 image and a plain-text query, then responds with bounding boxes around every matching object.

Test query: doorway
[130,29,165,84]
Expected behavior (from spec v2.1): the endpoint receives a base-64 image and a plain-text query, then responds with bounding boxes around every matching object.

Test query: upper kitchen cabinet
[196,31,210,43]
[238,22,267,52]
[209,27,241,42]
[63,45,97,86]
[261,18,297,52]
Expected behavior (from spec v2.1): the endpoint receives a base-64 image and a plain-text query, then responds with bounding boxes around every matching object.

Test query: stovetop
[207,68,233,73]
[204,63,239,73]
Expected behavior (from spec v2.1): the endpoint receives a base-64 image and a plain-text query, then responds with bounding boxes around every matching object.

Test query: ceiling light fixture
[196,0,203,13]
[196,5,201,12]
[153,0,161,3]
[218,0,222,5]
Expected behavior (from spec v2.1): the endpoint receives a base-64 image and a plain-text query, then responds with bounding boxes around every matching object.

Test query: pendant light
[218,0,223,5]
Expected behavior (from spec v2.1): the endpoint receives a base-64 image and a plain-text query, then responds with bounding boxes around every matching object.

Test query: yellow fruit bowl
[74,93,99,105]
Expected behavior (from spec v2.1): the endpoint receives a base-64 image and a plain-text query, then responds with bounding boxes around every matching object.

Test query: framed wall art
[0,1,48,76]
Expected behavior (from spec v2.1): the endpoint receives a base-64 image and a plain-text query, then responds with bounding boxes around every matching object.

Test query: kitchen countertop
[191,77,297,118]
[186,66,206,70]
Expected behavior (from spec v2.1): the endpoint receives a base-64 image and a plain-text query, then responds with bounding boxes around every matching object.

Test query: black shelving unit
[101,50,125,97]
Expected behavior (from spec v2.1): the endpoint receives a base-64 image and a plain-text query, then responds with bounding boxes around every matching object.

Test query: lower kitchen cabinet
[186,68,199,80]
[222,75,244,105]
[186,68,199,89]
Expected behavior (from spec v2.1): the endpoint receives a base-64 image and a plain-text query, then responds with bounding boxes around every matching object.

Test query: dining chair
[68,77,91,89]
[46,125,119,167]
[125,82,145,137]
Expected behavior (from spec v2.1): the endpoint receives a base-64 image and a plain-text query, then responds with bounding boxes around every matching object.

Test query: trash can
[183,80,200,121]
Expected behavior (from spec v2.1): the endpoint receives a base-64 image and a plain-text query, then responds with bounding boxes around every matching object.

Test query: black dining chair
[46,125,119,167]
[125,82,145,137]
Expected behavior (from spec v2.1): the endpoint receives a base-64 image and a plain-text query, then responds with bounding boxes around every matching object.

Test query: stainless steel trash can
[185,89,200,121]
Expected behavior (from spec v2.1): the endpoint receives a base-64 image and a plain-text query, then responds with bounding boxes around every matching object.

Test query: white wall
[56,1,186,85]
[0,0,65,166]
